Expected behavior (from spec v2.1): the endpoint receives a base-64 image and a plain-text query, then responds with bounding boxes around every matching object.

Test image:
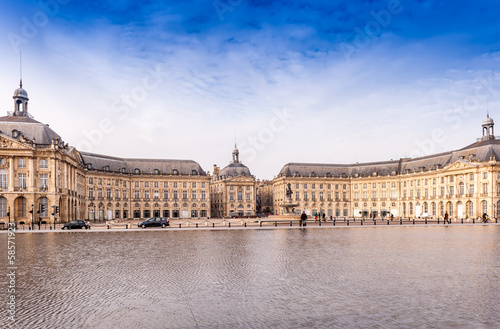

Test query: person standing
[301,211,307,228]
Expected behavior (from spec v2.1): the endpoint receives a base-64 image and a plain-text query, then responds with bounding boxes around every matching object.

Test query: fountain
[270,183,300,219]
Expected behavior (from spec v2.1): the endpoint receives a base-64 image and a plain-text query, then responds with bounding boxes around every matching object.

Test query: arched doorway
[14,196,27,219]
[456,201,463,219]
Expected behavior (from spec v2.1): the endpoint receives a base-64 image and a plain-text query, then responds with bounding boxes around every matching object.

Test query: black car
[138,217,170,228]
[62,220,91,230]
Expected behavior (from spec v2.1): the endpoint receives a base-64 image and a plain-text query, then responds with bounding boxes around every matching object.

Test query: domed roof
[482,114,494,126]
[13,80,29,99]
[13,87,28,99]
[218,162,252,178]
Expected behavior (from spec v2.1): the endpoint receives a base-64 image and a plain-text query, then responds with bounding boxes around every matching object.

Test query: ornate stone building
[0,81,86,226]
[81,152,210,220]
[273,115,500,220]
[256,179,274,214]
[0,81,209,224]
[210,145,257,217]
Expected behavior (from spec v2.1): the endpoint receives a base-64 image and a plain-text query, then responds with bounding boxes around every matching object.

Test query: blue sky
[1,0,500,179]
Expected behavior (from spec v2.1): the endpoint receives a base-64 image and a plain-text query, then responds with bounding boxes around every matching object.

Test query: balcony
[14,187,27,192]
[114,197,121,201]
[88,197,95,201]
[39,186,49,192]
[97,196,104,201]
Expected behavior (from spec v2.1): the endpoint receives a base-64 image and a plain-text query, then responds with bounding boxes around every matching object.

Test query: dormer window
[372,172,378,177]
[104,165,110,172]
[87,164,92,170]
[121,168,126,174]
[326,173,332,178]
[154,169,160,175]
[134,168,140,175]
[310,172,316,177]
[173,169,179,175]
[191,170,198,175]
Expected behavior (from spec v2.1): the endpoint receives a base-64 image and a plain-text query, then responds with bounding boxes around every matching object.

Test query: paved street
[3,217,498,233]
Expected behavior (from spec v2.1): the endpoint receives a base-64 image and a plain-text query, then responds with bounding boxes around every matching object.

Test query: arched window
[154,169,160,175]
[481,200,488,215]
[191,170,198,175]
[458,182,465,195]
[134,168,140,175]
[173,169,179,175]
[39,197,48,217]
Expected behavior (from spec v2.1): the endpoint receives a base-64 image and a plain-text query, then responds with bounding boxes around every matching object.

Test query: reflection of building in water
[273,115,500,220]
[0,81,210,224]
[210,145,256,217]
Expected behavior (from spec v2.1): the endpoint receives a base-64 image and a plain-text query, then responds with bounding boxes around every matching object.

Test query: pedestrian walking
[322,213,326,222]
[300,211,307,227]
[301,211,307,227]
[444,211,449,224]
[482,212,488,223]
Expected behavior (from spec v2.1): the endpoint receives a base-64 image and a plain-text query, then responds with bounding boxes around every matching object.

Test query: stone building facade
[273,115,500,220]
[0,81,86,226]
[210,146,257,217]
[0,81,210,224]
[256,179,274,214]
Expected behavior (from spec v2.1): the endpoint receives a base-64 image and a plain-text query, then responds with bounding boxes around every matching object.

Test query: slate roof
[278,138,500,178]
[0,115,62,145]
[217,162,253,178]
[80,152,207,176]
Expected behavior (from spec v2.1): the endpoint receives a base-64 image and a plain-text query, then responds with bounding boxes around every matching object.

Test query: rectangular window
[107,188,112,198]
[89,177,93,184]
[201,191,206,200]
[319,192,324,200]
[372,191,377,199]
[154,182,158,188]
[123,190,127,199]
[18,158,26,168]
[182,190,187,199]
[381,191,386,199]
[354,192,359,200]
[164,190,169,199]
[39,174,48,190]
[246,193,250,201]
[304,192,308,200]
[202,183,206,188]
[115,189,120,198]
[192,191,197,200]
[164,182,168,188]
[89,188,94,198]
[173,182,178,188]
[145,190,150,199]
[391,190,397,198]
[173,190,178,199]
[296,191,300,200]
[135,182,139,188]
[311,192,316,200]
[98,188,103,198]
[312,184,315,189]
[183,182,187,188]
[343,192,347,199]
[470,174,474,181]
[304,184,307,189]
[134,190,139,199]
[192,182,196,188]
[18,173,26,189]
[154,190,159,199]
[363,191,367,199]
[40,159,48,169]
[482,183,488,194]
[229,193,234,201]
[145,182,149,188]
[469,184,474,195]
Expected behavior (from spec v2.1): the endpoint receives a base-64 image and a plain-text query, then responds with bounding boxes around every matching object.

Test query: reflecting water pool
[1,226,499,328]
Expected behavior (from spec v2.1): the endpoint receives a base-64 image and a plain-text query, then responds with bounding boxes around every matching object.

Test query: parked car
[62,220,91,230]
[138,217,170,228]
